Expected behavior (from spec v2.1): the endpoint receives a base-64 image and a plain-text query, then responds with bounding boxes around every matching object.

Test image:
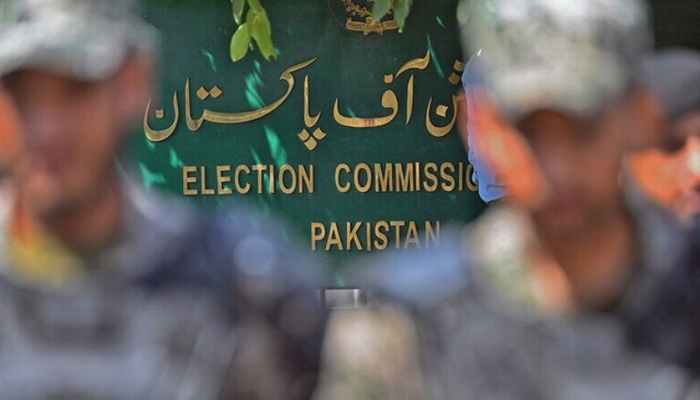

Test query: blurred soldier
[624,49,700,376]
[316,1,700,400]
[629,48,700,224]
[0,1,325,399]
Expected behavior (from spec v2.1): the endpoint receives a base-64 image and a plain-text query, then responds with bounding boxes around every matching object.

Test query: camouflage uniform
[628,216,700,376]
[0,181,325,400]
[360,185,697,400]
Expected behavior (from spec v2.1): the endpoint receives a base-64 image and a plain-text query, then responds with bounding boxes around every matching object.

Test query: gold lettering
[143,92,179,142]
[426,95,459,138]
[423,163,439,192]
[414,162,421,192]
[183,166,198,196]
[311,222,326,251]
[425,221,440,249]
[354,163,372,193]
[366,222,373,252]
[406,75,415,124]
[374,163,393,192]
[346,222,363,251]
[374,221,390,250]
[184,58,317,130]
[201,166,215,195]
[396,164,415,192]
[345,19,399,35]
[280,165,297,195]
[335,164,351,193]
[217,165,233,195]
[299,165,315,193]
[252,165,267,194]
[390,220,406,249]
[269,165,276,194]
[440,162,456,192]
[326,223,343,251]
[303,75,321,127]
[333,85,400,129]
[235,165,251,194]
[466,163,479,192]
[405,221,421,249]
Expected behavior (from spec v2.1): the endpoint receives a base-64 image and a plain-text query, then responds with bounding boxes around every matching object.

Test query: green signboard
[130,0,486,285]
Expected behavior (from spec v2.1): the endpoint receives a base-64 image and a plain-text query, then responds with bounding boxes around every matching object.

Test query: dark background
[650,0,700,49]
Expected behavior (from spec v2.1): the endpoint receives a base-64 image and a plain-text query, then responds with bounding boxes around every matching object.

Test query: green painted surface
[129,0,486,285]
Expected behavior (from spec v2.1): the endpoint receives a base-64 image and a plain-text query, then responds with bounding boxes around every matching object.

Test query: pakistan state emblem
[328,0,399,36]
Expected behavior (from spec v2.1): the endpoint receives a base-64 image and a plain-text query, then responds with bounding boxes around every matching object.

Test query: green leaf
[248,6,272,38]
[230,23,251,62]
[248,7,277,60]
[394,0,412,31]
[232,0,245,25]
[247,0,262,12]
[256,34,277,60]
[372,0,392,21]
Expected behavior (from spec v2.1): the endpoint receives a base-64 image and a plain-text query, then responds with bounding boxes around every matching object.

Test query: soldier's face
[2,69,127,218]
[516,106,630,237]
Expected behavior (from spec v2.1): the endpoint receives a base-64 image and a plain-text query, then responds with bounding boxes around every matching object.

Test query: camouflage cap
[458,0,652,123]
[0,0,158,80]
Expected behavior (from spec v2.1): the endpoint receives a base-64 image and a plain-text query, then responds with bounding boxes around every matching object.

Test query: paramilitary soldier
[0,0,326,399]
[315,1,700,400]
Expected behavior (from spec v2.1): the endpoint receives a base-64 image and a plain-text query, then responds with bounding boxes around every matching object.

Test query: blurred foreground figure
[625,49,700,375]
[629,49,700,224]
[0,1,325,399]
[317,1,699,399]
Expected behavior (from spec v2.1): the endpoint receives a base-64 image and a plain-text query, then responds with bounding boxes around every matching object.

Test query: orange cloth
[468,93,548,209]
[0,88,21,171]
[628,150,680,208]
[629,138,700,223]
